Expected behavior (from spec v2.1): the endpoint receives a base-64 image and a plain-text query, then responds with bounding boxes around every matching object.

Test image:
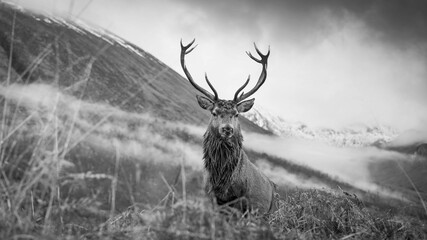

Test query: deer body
[204,135,276,214]
[180,39,277,215]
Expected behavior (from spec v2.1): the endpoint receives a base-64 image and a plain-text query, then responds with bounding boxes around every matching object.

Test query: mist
[388,129,427,147]
[0,83,204,169]
[243,131,409,199]
[256,159,330,190]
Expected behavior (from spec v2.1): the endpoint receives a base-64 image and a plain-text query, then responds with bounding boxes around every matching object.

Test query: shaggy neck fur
[203,124,243,194]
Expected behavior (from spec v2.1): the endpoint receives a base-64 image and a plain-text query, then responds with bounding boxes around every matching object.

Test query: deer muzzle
[219,124,234,138]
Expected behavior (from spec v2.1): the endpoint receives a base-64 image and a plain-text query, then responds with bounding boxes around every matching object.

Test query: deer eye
[235,113,239,117]
[212,112,217,117]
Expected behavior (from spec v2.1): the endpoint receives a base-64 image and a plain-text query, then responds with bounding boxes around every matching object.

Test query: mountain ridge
[243,105,399,147]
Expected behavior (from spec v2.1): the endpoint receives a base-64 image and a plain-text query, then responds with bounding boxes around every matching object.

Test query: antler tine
[255,43,270,58]
[233,75,250,102]
[246,43,270,63]
[181,39,197,55]
[205,73,218,100]
[180,39,218,101]
[234,43,270,103]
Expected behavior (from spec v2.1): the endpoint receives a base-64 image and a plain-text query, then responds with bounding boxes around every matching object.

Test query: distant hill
[369,157,427,202]
[243,106,398,147]
[368,129,427,203]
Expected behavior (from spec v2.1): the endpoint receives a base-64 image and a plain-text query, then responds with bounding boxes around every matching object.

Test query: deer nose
[222,125,234,134]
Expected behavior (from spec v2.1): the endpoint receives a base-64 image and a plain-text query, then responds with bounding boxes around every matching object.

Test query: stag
[180,39,277,215]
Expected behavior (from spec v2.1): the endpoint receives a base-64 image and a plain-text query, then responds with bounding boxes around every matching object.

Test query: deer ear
[237,98,255,113]
[196,95,214,110]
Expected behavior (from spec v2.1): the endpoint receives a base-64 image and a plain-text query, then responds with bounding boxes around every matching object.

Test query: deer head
[180,39,270,139]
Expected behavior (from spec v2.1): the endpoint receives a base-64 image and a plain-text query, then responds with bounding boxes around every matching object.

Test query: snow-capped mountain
[242,106,398,147]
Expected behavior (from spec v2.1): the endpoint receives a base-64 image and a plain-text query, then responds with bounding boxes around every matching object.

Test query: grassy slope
[0,3,426,239]
[368,139,427,205]
[369,148,427,203]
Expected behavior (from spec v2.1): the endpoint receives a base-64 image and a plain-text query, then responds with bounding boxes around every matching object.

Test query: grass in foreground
[3,163,426,240]
[98,189,426,240]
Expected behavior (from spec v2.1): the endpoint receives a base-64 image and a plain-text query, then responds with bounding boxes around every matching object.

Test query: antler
[180,39,218,101]
[234,43,270,103]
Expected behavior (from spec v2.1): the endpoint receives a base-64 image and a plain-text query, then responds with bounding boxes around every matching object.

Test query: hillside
[0,2,267,134]
[369,130,427,204]
[0,2,426,239]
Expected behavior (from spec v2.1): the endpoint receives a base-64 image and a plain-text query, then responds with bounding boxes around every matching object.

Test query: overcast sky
[6,0,427,131]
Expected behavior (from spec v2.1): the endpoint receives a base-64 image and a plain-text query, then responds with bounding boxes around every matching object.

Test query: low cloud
[0,83,204,170]
[388,129,427,147]
[243,131,409,200]
[256,159,329,190]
